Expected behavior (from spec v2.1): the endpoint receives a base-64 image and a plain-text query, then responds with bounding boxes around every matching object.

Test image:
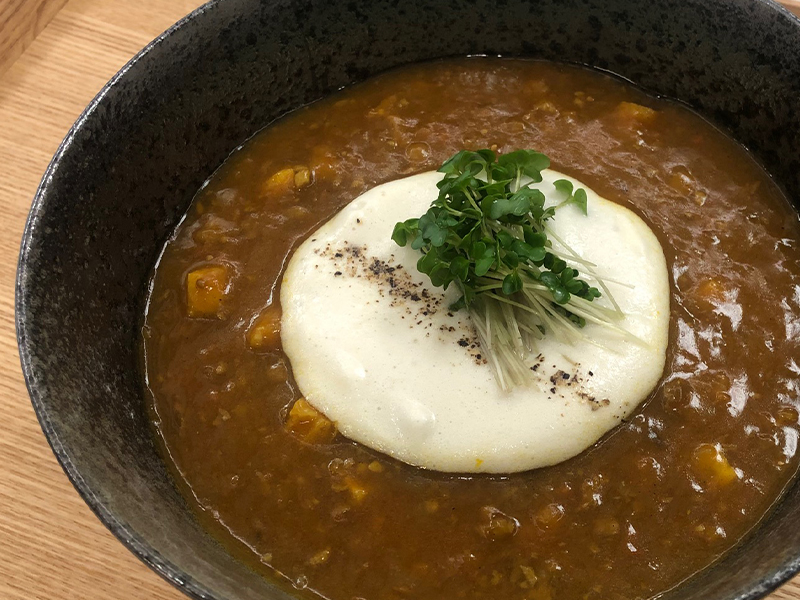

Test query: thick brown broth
[144,59,800,600]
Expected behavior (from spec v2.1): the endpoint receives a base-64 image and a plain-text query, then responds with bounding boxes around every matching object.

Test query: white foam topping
[281,170,669,473]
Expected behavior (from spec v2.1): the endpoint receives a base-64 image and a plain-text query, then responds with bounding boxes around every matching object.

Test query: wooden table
[1,1,800,599]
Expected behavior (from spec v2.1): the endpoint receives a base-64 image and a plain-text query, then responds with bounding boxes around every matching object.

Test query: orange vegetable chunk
[286,398,337,445]
[186,265,230,318]
[247,306,282,350]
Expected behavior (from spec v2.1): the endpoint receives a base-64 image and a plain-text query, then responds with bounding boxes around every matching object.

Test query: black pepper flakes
[318,243,486,363]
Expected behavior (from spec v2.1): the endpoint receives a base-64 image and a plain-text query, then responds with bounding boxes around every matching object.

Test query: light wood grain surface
[785,0,800,16]
[0,0,68,76]
[1,1,800,600]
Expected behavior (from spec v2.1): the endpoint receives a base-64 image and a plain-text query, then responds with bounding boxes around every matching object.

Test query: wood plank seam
[0,0,69,76]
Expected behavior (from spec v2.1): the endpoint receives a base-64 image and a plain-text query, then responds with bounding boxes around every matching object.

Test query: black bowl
[15,0,800,599]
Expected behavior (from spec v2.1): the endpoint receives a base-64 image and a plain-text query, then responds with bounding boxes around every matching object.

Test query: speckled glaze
[15,0,800,599]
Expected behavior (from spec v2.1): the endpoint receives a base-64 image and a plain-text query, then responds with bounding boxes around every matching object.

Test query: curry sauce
[143,59,800,600]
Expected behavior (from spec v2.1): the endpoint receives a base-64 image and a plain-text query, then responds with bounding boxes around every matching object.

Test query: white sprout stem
[519,290,574,344]
[524,292,585,344]
[584,273,636,289]
[471,303,508,391]
[546,247,599,269]
[543,223,624,318]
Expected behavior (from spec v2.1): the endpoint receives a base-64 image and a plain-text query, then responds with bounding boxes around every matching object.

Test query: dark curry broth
[144,58,800,600]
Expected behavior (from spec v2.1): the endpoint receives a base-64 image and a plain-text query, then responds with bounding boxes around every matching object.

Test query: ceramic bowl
[16,1,800,598]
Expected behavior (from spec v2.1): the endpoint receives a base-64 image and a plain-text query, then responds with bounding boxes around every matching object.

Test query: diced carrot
[293,166,312,188]
[286,398,337,444]
[343,477,368,503]
[309,145,338,180]
[615,101,657,123]
[186,265,230,318]
[693,443,739,487]
[263,167,295,194]
[247,306,282,350]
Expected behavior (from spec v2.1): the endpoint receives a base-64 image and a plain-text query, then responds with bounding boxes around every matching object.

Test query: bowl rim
[13,0,800,599]
[15,2,224,598]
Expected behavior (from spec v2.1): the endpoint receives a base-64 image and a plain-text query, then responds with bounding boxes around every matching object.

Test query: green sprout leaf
[553,179,574,196]
[497,150,550,182]
[474,245,496,277]
[450,255,470,281]
[391,149,623,391]
[502,271,523,295]
[391,222,410,246]
[554,179,589,216]
[573,188,588,216]
[489,194,531,219]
